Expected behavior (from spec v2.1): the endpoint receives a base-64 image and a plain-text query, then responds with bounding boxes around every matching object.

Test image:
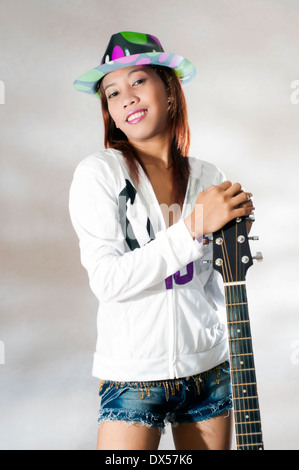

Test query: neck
[129,134,172,170]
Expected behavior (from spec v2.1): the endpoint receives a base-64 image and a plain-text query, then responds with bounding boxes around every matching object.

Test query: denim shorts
[98,361,232,431]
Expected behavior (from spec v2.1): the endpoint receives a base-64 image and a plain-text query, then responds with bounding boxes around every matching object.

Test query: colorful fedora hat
[73,31,196,97]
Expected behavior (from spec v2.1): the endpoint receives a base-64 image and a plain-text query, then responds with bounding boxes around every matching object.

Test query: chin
[126,127,169,144]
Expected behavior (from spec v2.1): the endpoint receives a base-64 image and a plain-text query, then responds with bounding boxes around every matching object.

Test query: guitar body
[212,217,264,450]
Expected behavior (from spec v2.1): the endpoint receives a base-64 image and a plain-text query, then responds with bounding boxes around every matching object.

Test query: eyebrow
[103,68,147,92]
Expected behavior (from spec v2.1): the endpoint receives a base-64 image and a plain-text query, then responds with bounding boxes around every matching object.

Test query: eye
[133,78,146,86]
[107,91,118,100]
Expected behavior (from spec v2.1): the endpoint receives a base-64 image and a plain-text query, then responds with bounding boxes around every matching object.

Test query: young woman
[69,32,254,450]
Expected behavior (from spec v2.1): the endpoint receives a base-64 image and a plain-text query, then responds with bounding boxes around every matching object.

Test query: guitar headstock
[211,217,261,283]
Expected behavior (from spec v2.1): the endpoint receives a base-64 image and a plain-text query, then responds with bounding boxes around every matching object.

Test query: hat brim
[73,52,196,97]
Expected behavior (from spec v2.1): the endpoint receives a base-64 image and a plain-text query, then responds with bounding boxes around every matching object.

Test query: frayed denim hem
[97,396,233,432]
[97,408,166,434]
[97,362,232,432]
[167,396,233,427]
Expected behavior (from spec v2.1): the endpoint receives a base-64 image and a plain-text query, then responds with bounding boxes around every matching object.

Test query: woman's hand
[184,181,255,239]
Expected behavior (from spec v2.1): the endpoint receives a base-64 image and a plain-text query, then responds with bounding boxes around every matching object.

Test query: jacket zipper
[168,287,175,378]
[140,167,192,379]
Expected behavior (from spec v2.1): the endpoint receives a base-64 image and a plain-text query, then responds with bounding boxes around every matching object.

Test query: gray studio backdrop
[1,0,299,450]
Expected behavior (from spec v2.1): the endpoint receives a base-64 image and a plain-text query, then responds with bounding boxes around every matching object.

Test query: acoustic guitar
[209,216,264,450]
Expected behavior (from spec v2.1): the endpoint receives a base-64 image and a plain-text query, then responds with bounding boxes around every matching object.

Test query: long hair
[99,65,191,207]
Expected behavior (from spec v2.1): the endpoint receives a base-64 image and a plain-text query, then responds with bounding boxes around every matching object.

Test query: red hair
[99,65,191,207]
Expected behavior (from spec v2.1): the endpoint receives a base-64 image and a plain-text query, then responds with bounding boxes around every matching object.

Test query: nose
[122,88,139,108]
[123,96,137,108]
[123,97,135,108]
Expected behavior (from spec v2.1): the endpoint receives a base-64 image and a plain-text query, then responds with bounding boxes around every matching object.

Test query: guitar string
[220,223,262,449]
[235,229,249,449]
[220,229,244,449]
[234,226,248,450]
[221,224,254,450]
[235,225,257,449]
[236,228,252,449]
[240,283,256,448]
[240,282,261,448]
[220,230,239,447]
[236,224,255,449]
[234,224,244,449]
[238,228,261,449]
[235,223,252,449]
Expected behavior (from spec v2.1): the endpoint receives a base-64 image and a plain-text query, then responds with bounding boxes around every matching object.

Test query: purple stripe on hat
[149,34,162,47]
[115,54,139,64]
[112,45,125,60]
[159,52,169,63]
[169,55,182,68]
[136,57,151,65]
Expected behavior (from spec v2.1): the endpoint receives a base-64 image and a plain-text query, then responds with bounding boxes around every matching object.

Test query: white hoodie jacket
[69,149,229,381]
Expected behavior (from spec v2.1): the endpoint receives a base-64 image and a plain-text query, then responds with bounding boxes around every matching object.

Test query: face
[101,65,170,144]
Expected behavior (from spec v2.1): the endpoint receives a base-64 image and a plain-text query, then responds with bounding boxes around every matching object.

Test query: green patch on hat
[176,59,194,78]
[121,31,147,45]
[83,69,104,82]
[74,83,93,92]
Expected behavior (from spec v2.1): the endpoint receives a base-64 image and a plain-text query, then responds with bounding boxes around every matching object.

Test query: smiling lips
[126,109,147,124]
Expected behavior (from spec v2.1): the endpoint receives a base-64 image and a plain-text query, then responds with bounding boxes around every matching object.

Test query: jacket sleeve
[69,164,204,303]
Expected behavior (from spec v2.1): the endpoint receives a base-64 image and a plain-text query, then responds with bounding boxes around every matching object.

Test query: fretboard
[224,282,264,450]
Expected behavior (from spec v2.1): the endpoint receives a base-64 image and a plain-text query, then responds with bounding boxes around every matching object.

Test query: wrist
[184,212,203,240]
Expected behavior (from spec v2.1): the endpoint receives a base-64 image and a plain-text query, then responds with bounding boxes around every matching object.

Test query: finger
[243,192,253,201]
[218,180,232,191]
[233,205,255,219]
[231,190,253,207]
[240,201,255,209]
[202,181,231,195]
[225,182,242,196]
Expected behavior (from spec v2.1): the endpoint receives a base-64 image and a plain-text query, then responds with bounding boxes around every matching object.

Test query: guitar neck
[224,282,264,450]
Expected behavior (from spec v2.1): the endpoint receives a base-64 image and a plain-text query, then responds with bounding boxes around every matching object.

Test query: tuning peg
[246,214,255,222]
[202,260,213,264]
[253,251,263,262]
[248,236,259,241]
